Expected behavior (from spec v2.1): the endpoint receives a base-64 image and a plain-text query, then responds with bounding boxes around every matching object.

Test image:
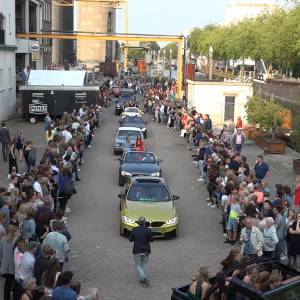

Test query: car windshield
[127,182,170,202]
[124,152,156,164]
[123,117,144,124]
[118,130,140,138]
[125,108,139,113]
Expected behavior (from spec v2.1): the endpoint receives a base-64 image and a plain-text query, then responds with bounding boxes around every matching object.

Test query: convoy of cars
[112,84,179,239]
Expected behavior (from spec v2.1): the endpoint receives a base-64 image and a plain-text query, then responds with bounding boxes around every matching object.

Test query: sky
[116,0,285,35]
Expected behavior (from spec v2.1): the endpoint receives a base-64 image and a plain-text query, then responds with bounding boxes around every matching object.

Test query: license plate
[29,104,48,114]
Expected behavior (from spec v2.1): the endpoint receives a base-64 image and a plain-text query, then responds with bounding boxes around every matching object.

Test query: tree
[163,43,178,59]
[127,42,161,60]
[245,96,289,139]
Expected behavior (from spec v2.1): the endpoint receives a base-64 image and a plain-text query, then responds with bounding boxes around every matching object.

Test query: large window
[224,96,235,121]
[0,13,4,30]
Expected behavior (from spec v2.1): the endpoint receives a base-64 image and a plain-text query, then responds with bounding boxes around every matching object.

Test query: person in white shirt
[62,127,73,144]
[19,241,38,285]
[33,175,43,199]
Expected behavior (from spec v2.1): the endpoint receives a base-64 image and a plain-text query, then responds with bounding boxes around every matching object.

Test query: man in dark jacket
[0,122,11,162]
[129,216,153,286]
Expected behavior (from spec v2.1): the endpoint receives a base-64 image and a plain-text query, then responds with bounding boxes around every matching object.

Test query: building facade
[0,0,17,121]
[225,0,279,24]
[75,2,116,65]
[15,0,52,71]
[52,0,75,65]
[187,80,253,126]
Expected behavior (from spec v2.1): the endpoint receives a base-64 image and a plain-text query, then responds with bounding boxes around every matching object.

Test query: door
[224,96,235,121]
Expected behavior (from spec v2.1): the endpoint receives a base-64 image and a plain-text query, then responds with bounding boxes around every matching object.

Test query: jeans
[235,144,242,154]
[3,273,14,300]
[134,253,149,282]
[198,160,206,179]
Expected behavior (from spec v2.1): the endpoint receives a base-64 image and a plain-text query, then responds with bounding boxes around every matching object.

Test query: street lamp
[209,46,214,80]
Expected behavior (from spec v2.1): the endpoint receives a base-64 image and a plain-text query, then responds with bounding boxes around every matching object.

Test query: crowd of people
[0,104,101,300]
[143,80,300,298]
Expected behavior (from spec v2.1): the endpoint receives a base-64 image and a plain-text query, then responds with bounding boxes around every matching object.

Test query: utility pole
[124,0,128,70]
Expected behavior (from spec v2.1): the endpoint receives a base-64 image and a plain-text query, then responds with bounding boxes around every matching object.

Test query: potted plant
[245,96,288,154]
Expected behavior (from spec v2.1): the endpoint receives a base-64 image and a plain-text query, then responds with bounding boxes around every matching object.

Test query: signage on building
[29,104,48,114]
[31,42,40,52]
[32,52,40,61]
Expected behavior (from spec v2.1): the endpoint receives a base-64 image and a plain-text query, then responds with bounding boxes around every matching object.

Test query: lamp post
[209,45,214,80]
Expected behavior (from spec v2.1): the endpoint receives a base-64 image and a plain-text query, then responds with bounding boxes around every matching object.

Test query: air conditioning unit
[0,30,4,45]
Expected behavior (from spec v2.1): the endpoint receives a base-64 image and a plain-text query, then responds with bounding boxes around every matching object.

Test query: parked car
[171,258,300,300]
[113,127,144,155]
[119,176,179,238]
[118,151,162,185]
[119,116,148,138]
[234,64,254,75]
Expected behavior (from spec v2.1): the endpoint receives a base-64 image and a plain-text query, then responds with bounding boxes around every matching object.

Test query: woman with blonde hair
[0,225,18,300]
[188,266,211,300]
[20,277,37,300]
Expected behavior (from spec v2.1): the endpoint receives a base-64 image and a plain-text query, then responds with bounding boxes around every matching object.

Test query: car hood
[124,200,176,221]
[122,163,160,174]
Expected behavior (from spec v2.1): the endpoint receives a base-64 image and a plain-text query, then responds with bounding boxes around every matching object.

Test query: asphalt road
[64,104,229,300]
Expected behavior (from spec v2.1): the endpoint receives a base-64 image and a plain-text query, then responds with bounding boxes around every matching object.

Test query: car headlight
[165,217,178,225]
[151,172,160,177]
[115,143,122,147]
[122,216,136,224]
[121,171,131,176]
[141,128,146,131]
[116,104,121,108]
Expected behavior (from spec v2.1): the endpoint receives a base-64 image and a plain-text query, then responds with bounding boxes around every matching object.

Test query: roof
[118,127,142,131]
[27,70,87,86]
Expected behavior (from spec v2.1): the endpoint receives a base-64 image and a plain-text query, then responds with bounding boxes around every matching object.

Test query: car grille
[151,222,165,227]
[135,221,164,228]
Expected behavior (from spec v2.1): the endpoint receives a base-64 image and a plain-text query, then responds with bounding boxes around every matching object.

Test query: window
[44,3,51,22]
[224,96,235,121]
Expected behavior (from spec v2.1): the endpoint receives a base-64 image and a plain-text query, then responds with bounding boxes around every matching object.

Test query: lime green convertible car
[119,176,179,238]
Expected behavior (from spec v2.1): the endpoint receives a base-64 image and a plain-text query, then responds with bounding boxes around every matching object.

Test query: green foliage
[163,43,178,59]
[245,96,289,138]
[189,5,300,73]
[127,42,160,60]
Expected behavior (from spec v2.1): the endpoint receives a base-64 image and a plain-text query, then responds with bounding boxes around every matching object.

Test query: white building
[15,0,51,71]
[187,80,253,126]
[225,0,280,24]
[0,0,17,121]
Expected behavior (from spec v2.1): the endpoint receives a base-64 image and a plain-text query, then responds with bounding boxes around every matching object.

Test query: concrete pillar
[25,0,29,32]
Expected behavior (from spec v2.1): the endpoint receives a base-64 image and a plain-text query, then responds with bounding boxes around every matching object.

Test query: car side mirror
[157,159,163,163]
[172,195,180,201]
[118,192,125,198]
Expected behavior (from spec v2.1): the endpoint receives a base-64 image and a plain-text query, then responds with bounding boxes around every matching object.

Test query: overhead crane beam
[16,32,184,98]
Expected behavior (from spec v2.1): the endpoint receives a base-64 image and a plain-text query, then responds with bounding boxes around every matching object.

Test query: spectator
[34,244,54,285]
[0,121,11,162]
[20,277,37,300]
[231,128,244,154]
[288,212,300,271]
[188,266,211,300]
[43,220,70,271]
[52,271,77,300]
[42,258,60,296]
[0,225,18,300]
[240,217,264,258]
[19,241,39,284]
[254,155,270,181]
[262,217,278,259]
